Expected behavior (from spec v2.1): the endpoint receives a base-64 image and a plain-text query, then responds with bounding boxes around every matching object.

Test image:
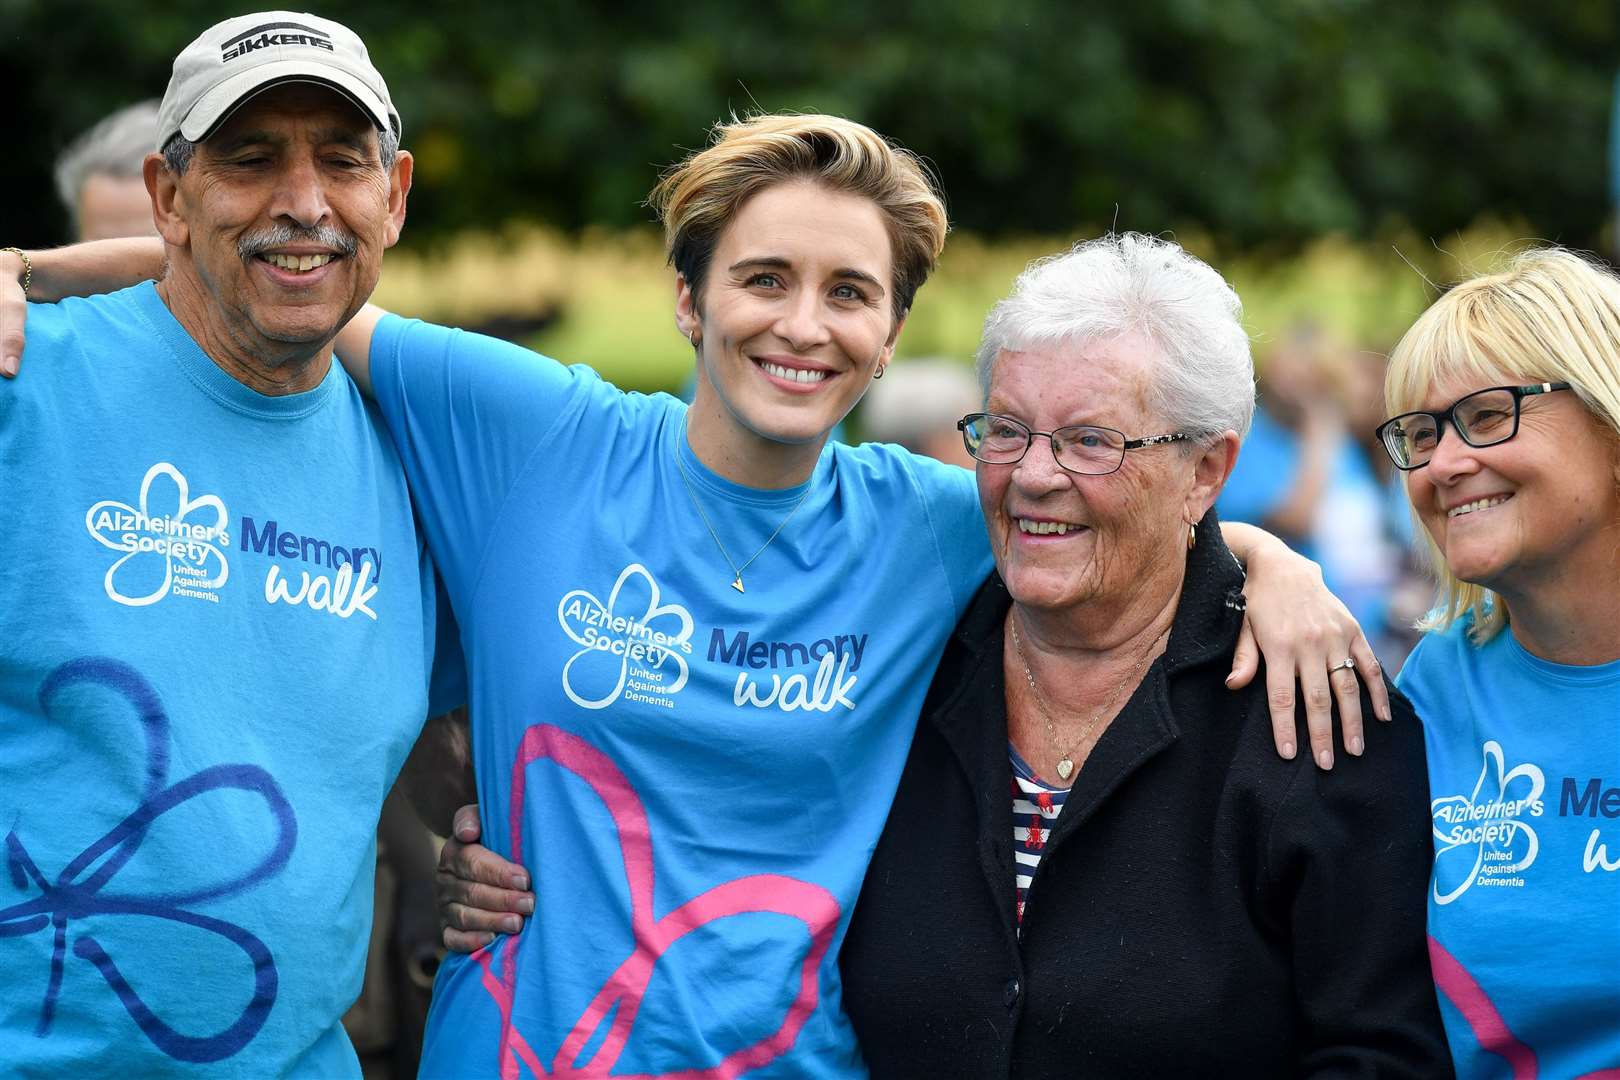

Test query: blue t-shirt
[1399,616,1620,1079]
[370,316,991,1078]
[0,284,459,1077]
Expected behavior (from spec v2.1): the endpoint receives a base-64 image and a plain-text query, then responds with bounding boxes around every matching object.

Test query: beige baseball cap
[156,11,400,150]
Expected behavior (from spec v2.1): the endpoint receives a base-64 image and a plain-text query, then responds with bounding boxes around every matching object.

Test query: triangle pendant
[731,577,745,593]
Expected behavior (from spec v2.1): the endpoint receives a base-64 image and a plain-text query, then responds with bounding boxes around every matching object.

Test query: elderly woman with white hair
[1378,248,1620,1079]
[839,234,1451,1077]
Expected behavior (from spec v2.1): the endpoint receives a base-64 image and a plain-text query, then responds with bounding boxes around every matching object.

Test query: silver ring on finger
[1332,657,1356,672]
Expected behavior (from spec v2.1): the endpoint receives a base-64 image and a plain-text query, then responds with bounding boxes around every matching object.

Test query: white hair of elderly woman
[975,232,1255,441]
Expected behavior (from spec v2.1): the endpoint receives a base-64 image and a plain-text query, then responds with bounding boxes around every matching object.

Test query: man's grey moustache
[238,227,358,260]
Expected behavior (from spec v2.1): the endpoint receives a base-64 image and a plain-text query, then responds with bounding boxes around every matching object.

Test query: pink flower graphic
[476,725,840,1079]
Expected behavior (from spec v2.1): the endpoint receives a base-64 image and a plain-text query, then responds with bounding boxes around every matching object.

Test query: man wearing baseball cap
[0,12,462,1076]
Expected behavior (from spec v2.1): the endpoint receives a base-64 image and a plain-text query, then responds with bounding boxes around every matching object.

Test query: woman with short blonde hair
[1378,246,1620,1078]
[1385,247,1620,642]
[650,113,948,323]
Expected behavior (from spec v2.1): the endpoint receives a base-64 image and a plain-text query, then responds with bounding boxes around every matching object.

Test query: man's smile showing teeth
[1447,495,1512,518]
[1017,519,1081,535]
[260,253,335,272]
[759,360,829,384]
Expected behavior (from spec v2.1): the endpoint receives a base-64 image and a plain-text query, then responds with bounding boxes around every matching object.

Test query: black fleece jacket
[839,515,1451,1079]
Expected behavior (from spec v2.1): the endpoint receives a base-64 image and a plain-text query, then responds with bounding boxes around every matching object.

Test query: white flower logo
[85,463,230,607]
[1430,740,1544,905]
[557,564,693,710]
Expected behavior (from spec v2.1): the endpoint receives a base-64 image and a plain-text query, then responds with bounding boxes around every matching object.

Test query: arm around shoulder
[359,312,609,601]
[335,302,387,398]
[2,238,166,377]
[22,237,165,303]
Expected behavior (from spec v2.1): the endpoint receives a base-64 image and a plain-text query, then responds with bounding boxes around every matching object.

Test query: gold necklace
[1009,613,1162,782]
[674,444,813,594]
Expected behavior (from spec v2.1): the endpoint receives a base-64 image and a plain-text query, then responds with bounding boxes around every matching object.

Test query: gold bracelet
[0,247,31,297]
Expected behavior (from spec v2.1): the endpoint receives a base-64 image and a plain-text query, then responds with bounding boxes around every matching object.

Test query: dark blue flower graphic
[0,658,297,1062]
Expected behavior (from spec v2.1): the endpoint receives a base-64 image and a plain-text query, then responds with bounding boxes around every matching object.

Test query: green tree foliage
[6,0,1616,249]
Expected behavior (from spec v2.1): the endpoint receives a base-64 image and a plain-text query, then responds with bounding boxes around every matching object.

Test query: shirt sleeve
[368,315,591,599]
[905,453,993,619]
[1393,628,1444,732]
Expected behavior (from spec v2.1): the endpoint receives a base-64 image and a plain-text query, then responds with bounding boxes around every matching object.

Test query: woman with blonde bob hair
[7,112,1380,1077]
[1377,246,1620,1079]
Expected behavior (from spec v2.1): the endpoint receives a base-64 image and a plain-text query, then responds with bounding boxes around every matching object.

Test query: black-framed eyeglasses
[1374,382,1572,471]
[957,412,1191,476]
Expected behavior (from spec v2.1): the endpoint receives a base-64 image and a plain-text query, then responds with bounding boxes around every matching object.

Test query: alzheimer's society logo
[1431,740,1545,905]
[85,463,231,606]
[557,564,694,710]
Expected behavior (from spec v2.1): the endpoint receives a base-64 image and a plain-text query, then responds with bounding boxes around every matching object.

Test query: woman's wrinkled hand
[1227,541,1391,770]
[435,803,536,953]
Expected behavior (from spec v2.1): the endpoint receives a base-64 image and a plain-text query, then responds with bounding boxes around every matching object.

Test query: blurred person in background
[1219,324,1406,655]
[856,355,979,467]
[53,100,160,242]
[1338,346,1431,666]
[1379,247,1620,1079]
[1217,324,1342,553]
